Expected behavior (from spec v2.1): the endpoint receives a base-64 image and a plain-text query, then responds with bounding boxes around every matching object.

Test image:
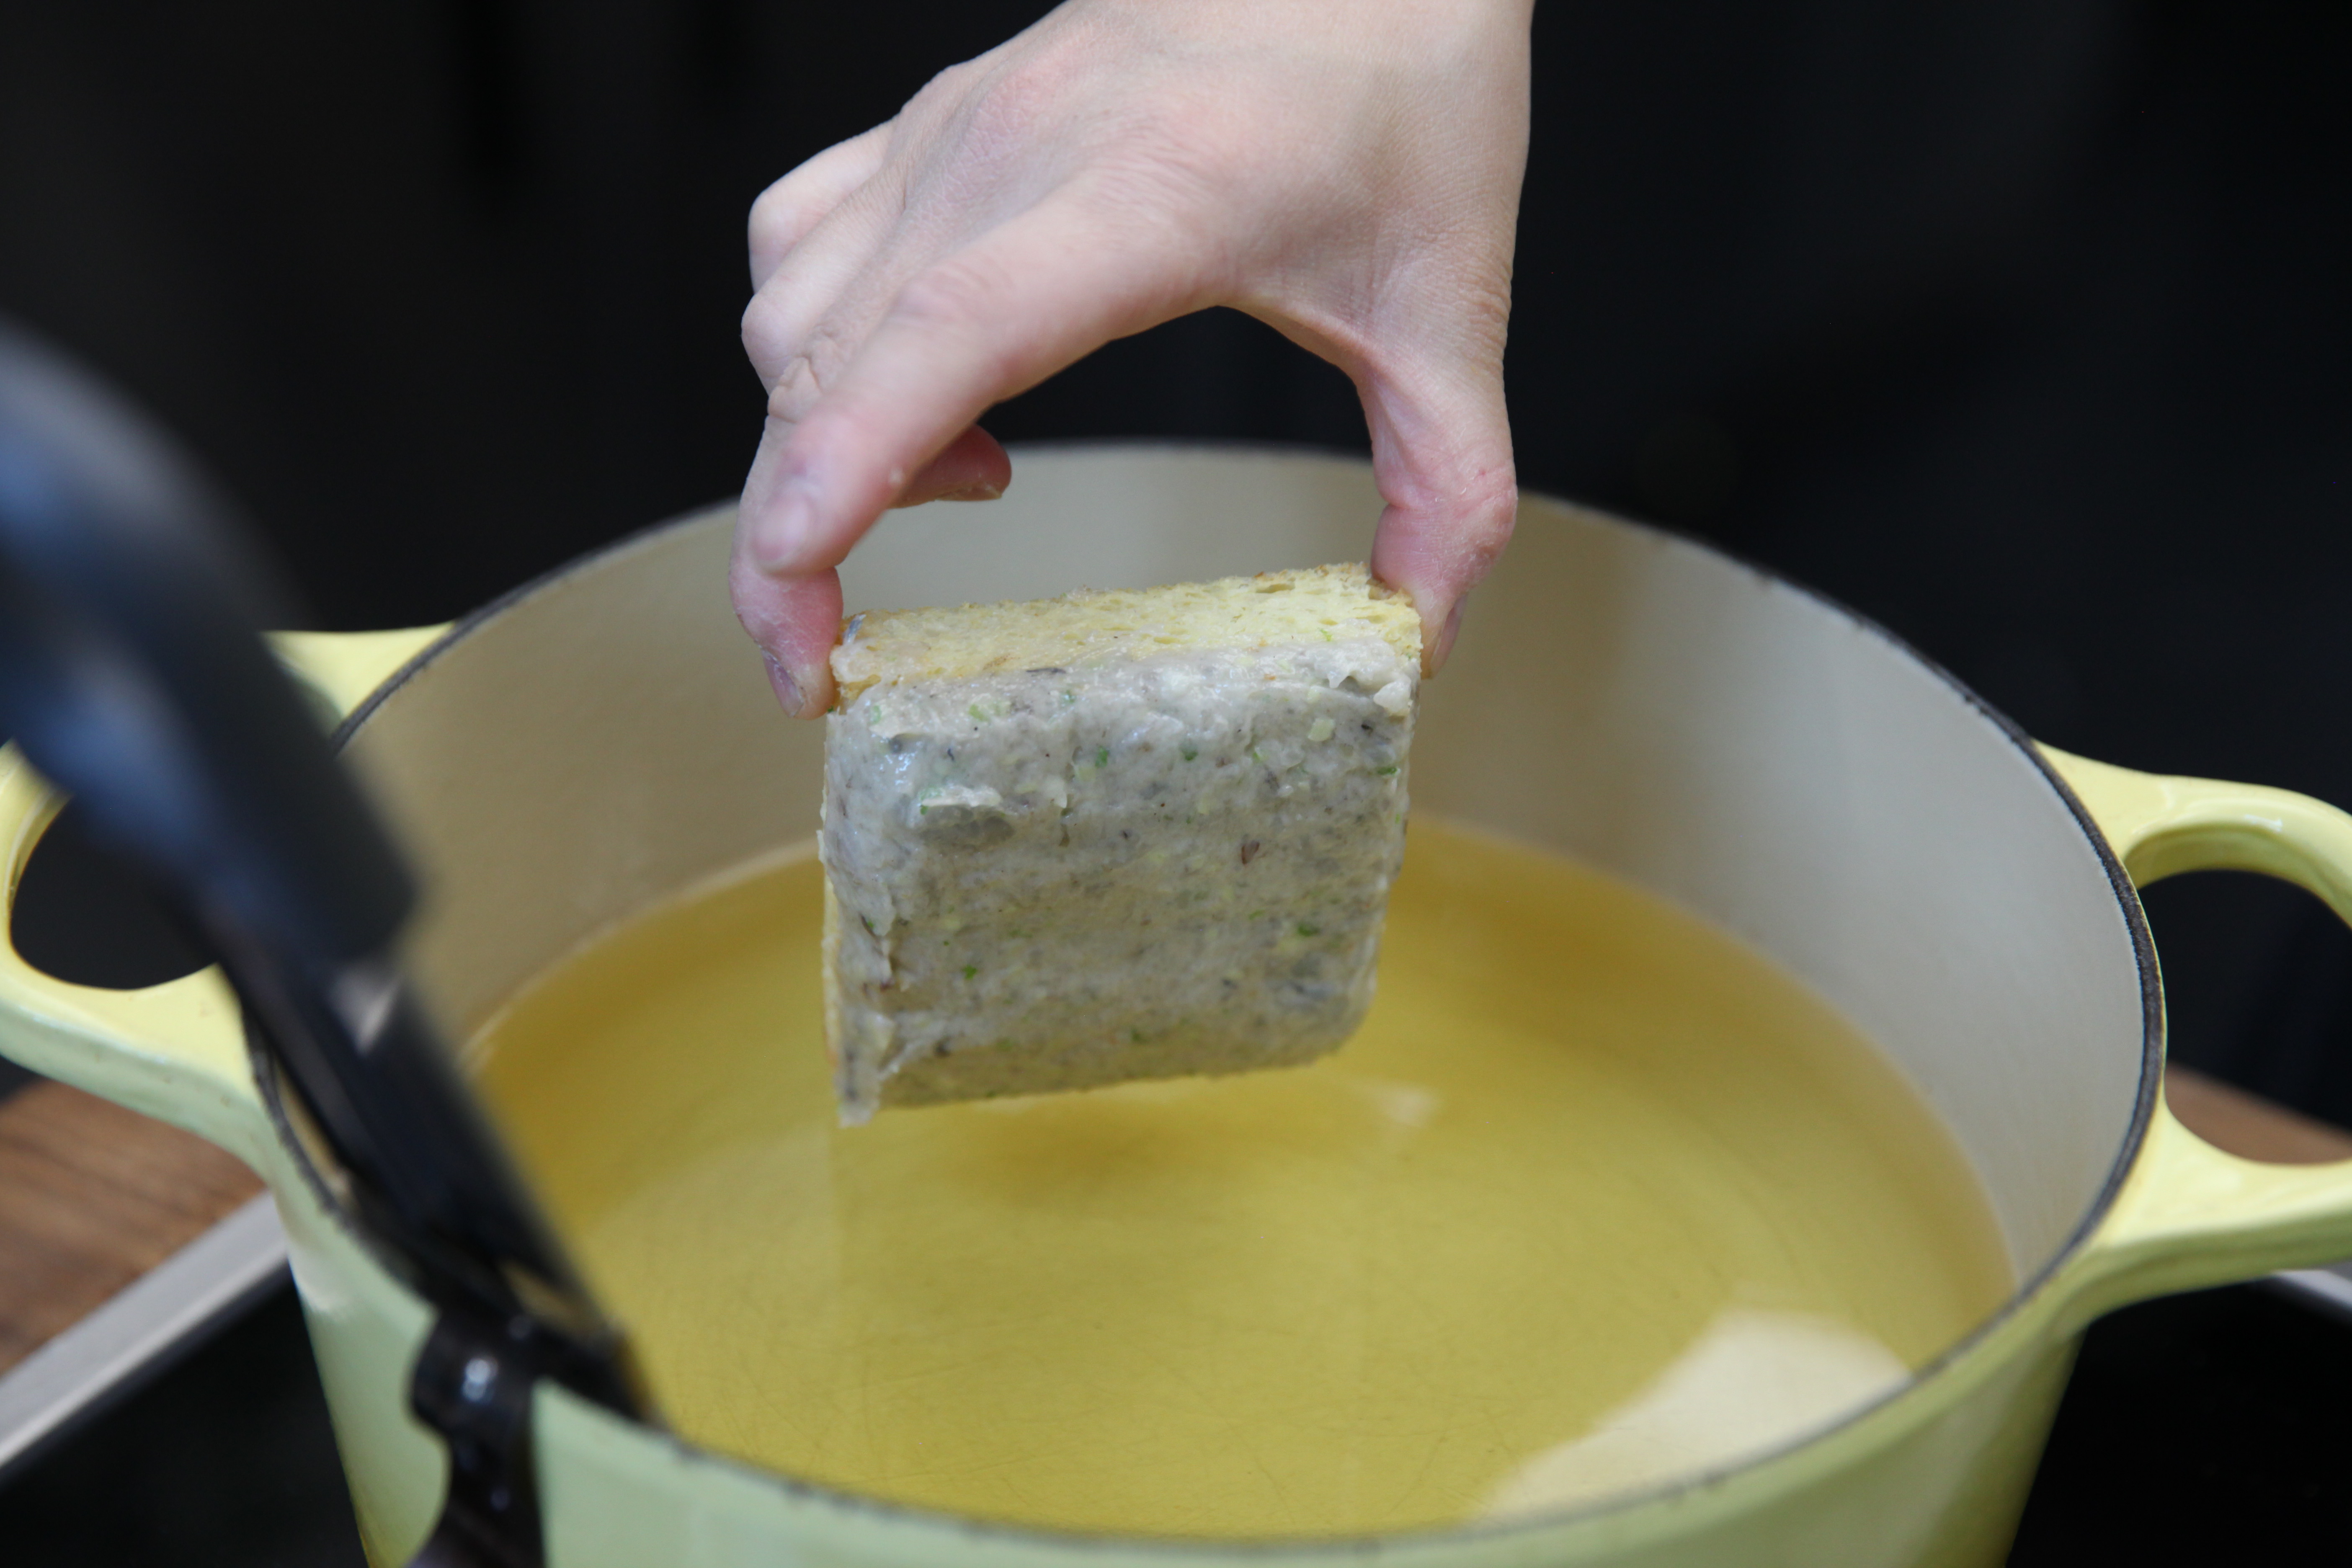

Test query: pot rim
[306,440,2166,1553]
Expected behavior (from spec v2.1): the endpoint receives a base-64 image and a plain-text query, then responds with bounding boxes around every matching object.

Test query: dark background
[1,0,2349,1560]
[3,0,2347,1117]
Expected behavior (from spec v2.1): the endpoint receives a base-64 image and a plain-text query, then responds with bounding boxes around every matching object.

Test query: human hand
[733,0,1532,716]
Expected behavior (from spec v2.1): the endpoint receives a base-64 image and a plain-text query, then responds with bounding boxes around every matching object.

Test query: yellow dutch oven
[7,444,2352,1566]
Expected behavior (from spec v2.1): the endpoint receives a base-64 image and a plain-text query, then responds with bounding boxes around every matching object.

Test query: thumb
[1359,340,1517,674]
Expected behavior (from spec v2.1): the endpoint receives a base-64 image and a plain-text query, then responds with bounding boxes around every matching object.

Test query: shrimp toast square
[821,563,1420,1122]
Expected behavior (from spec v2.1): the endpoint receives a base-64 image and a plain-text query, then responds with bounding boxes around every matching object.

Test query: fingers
[729,0,1533,715]
[748,126,891,290]
[741,186,901,395]
[734,194,1199,713]
[728,550,844,719]
[1358,340,1518,675]
[743,194,1204,581]
[729,423,1007,721]
[893,424,1010,506]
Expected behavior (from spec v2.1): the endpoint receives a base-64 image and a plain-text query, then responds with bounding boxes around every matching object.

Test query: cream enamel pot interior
[8,444,2352,1567]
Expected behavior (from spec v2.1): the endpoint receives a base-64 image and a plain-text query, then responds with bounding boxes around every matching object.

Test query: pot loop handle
[2044,744,2352,1328]
[0,627,444,1170]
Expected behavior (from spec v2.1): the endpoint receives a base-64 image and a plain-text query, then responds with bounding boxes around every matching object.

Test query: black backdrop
[3,0,2349,1112]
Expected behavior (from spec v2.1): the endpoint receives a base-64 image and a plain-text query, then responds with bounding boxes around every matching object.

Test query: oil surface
[471,818,2011,1539]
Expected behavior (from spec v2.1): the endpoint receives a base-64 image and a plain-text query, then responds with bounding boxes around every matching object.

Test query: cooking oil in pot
[470,818,2009,1538]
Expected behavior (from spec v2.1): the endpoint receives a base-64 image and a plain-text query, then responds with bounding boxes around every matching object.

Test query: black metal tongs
[0,321,650,1567]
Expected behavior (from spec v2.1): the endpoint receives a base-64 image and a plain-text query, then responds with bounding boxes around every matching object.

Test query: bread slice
[821,563,1420,1123]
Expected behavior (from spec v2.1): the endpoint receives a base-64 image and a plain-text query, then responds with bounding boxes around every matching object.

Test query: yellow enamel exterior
[0,748,258,1164]
[2041,746,2352,1328]
[0,624,445,1166]
[4,635,2352,1565]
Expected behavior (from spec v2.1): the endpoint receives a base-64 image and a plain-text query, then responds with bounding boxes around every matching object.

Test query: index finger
[740,196,1210,583]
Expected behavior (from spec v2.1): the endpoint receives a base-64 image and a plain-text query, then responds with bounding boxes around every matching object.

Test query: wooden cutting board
[0,1081,262,1375]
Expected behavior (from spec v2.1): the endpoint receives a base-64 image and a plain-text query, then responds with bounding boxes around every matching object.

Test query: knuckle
[747,184,805,255]
[802,321,855,380]
[962,62,1057,142]
[763,323,855,420]
[767,359,820,421]
[741,297,800,389]
[903,58,985,125]
[1380,439,1516,579]
[1454,465,1519,567]
[908,49,1084,179]
[1483,491,1522,547]
[740,290,787,351]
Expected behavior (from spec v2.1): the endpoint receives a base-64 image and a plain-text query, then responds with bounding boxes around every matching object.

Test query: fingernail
[749,478,818,574]
[763,652,806,717]
[1429,597,1466,673]
[939,481,1004,502]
